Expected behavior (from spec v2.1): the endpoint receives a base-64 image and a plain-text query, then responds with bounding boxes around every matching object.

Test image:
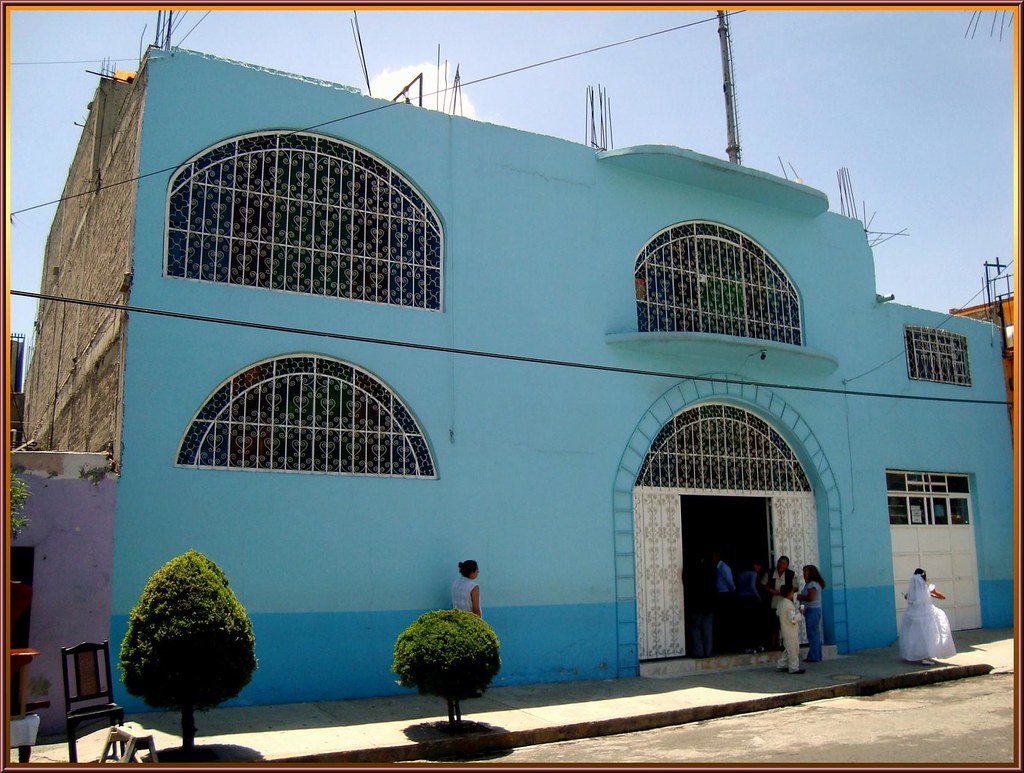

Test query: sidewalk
[21,628,1014,764]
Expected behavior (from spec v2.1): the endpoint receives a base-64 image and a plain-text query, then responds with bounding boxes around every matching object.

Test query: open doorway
[680,494,771,655]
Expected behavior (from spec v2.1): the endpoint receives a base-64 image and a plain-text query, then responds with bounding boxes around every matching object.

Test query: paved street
[443,673,1016,765]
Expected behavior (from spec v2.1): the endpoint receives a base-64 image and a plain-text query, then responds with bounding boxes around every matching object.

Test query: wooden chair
[61,641,125,763]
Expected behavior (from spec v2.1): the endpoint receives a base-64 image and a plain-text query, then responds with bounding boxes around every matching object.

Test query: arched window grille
[166,132,443,310]
[177,355,435,477]
[634,221,801,345]
[636,403,810,491]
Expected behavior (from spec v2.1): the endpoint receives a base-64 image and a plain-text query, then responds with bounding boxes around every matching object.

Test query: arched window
[634,221,801,345]
[166,132,443,309]
[177,355,435,477]
[636,403,810,491]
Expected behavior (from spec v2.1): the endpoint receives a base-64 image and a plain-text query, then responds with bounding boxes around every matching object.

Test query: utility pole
[717,10,741,164]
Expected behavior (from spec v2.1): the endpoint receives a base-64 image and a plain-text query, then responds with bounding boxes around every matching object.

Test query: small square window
[888,496,909,525]
[950,498,970,525]
[886,471,906,492]
[947,475,970,493]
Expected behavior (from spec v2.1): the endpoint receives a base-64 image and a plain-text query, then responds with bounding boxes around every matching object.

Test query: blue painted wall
[110,49,1013,710]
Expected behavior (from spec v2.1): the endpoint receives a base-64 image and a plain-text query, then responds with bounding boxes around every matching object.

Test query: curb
[280,663,994,763]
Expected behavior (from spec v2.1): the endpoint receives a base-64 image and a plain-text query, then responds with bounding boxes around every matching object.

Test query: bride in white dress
[899,568,956,664]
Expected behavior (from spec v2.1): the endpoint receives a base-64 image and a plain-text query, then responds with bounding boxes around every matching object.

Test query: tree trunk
[181,703,196,752]
[446,697,462,728]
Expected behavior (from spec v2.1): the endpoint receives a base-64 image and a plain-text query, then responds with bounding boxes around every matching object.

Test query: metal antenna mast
[717,10,741,164]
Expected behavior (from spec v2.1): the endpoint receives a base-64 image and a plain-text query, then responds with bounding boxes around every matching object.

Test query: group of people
[685,553,827,674]
[450,558,955,672]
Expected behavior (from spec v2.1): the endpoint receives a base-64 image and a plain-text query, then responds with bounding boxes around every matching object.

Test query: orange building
[951,294,1015,443]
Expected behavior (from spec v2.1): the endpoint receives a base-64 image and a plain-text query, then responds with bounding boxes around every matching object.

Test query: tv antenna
[350,11,372,96]
[837,167,908,248]
[717,10,741,164]
[585,84,614,151]
[447,65,464,116]
[154,10,175,50]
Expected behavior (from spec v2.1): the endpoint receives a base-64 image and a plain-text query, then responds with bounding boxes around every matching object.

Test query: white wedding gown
[899,574,956,662]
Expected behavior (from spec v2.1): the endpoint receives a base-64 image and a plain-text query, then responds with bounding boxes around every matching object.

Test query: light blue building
[104,48,1012,710]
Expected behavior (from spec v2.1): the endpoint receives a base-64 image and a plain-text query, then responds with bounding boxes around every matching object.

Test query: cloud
[368,62,479,120]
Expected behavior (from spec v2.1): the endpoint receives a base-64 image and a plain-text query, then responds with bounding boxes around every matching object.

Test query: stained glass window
[634,221,802,345]
[166,132,443,309]
[177,355,435,477]
[904,326,971,386]
[636,403,811,491]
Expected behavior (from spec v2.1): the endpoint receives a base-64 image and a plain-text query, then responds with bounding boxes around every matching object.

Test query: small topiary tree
[392,609,501,728]
[119,550,256,755]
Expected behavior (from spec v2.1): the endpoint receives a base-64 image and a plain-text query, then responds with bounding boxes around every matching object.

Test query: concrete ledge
[283,663,993,763]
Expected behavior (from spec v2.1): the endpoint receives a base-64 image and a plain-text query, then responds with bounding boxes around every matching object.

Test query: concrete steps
[640,645,839,678]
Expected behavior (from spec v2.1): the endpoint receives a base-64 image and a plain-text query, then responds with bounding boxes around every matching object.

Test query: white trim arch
[611,376,846,675]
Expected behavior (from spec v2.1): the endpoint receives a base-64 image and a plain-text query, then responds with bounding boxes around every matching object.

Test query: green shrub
[120,550,256,752]
[393,610,501,727]
[9,472,30,539]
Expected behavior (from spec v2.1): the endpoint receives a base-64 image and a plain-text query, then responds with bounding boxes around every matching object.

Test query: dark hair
[914,568,927,581]
[780,583,793,597]
[803,564,826,589]
[777,555,790,566]
[458,560,479,577]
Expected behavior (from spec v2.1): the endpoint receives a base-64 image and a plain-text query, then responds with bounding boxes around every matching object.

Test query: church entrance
[681,494,772,656]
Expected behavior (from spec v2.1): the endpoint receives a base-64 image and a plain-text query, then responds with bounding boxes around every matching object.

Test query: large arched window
[634,221,801,345]
[166,132,443,309]
[177,355,435,477]
[636,403,810,491]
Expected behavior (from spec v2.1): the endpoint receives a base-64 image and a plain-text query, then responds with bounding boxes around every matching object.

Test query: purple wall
[10,452,117,736]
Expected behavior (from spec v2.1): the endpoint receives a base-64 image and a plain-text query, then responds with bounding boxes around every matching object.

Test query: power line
[10,289,1010,409]
[176,10,211,47]
[843,258,1015,384]
[10,12,731,218]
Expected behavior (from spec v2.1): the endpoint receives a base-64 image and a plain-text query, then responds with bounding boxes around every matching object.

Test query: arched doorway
[632,403,817,661]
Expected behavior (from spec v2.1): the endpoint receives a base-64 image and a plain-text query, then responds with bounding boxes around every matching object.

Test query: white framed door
[891,523,980,631]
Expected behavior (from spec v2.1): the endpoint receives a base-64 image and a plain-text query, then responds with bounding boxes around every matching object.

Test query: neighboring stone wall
[22,68,147,459]
[9,451,118,736]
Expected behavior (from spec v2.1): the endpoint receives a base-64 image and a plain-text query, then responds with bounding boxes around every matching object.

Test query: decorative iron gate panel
[634,488,685,660]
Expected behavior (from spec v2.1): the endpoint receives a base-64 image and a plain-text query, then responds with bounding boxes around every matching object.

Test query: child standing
[776,584,805,674]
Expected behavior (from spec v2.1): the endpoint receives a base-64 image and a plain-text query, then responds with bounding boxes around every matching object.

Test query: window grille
[166,132,443,310]
[886,469,970,525]
[177,355,435,477]
[634,221,801,345]
[636,403,811,491]
[904,326,971,386]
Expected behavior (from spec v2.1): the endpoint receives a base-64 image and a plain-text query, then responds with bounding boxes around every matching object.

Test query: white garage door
[887,470,980,632]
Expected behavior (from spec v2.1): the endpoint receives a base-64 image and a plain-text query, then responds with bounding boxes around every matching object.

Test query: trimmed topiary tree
[119,550,256,755]
[392,609,501,728]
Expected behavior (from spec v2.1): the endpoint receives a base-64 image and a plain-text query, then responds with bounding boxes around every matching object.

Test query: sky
[4,6,1018,353]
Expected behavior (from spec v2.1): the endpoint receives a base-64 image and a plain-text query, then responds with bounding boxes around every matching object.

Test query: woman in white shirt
[451,560,482,617]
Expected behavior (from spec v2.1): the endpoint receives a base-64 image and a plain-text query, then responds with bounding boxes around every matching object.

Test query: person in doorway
[451,559,482,617]
[711,549,736,653]
[797,564,826,662]
[684,554,716,657]
[737,559,766,654]
[899,568,956,664]
[775,584,805,674]
[761,555,798,649]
